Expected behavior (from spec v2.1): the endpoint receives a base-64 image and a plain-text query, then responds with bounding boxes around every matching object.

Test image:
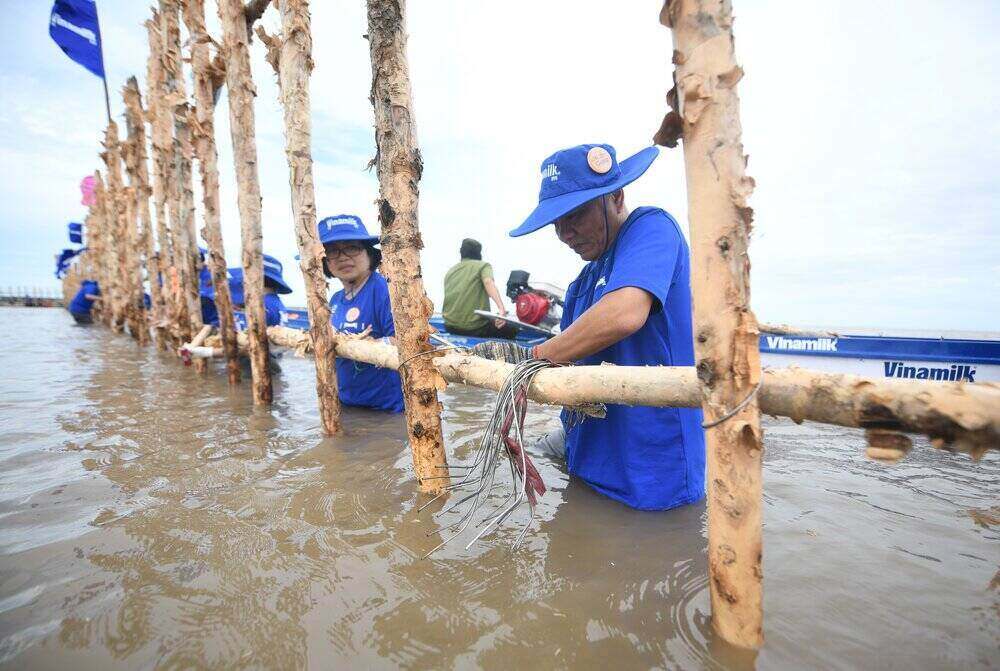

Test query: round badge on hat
[587,146,612,174]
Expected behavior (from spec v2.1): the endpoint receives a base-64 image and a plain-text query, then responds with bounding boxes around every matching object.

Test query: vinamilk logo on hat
[317,214,380,245]
[509,143,659,238]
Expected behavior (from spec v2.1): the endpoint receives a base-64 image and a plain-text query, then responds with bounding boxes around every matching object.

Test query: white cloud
[1,1,997,331]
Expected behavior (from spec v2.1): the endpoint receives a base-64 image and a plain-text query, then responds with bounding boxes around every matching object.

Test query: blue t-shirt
[329,272,404,413]
[199,267,219,326]
[560,206,705,511]
[68,280,100,314]
[232,294,285,330]
[201,297,219,327]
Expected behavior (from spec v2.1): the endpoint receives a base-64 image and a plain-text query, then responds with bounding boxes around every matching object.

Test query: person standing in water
[319,214,404,413]
[227,253,292,329]
[501,143,706,512]
[67,279,100,325]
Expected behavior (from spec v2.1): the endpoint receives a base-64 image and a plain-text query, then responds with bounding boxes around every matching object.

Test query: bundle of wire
[422,356,556,557]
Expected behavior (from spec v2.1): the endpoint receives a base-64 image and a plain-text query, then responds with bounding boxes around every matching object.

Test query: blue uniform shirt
[232,294,285,330]
[263,293,284,327]
[68,280,100,314]
[199,267,219,326]
[329,271,404,413]
[560,206,706,510]
[201,298,219,327]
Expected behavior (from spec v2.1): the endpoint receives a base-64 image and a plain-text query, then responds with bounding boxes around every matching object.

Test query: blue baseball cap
[317,214,380,245]
[509,144,658,237]
[262,254,293,294]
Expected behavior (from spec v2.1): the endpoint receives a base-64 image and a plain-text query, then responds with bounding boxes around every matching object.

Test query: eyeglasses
[326,244,366,260]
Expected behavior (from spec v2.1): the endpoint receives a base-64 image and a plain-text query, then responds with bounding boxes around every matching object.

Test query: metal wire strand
[422,358,556,558]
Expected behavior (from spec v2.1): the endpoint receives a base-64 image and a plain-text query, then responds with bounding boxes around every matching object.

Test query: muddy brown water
[0,307,996,669]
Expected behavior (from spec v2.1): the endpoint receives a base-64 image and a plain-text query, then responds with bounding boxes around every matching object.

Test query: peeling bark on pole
[219,0,273,404]
[93,172,117,328]
[660,0,763,648]
[182,0,242,385]
[146,12,179,344]
[257,0,342,433]
[161,0,206,372]
[121,79,152,346]
[100,130,128,333]
[366,0,449,492]
[124,77,166,349]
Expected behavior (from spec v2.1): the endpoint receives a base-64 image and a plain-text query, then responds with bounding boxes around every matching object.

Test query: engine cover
[515,292,551,326]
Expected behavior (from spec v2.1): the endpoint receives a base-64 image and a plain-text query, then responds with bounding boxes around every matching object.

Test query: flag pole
[94,0,111,124]
[101,75,111,124]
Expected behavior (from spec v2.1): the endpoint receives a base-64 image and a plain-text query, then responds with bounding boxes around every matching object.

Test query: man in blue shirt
[506,143,705,511]
[67,279,100,325]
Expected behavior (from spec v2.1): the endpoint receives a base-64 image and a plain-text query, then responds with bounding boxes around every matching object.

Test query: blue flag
[55,247,85,278]
[68,222,83,244]
[49,0,105,78]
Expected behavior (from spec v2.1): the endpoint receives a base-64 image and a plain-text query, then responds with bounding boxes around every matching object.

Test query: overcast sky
[1,1,997,331]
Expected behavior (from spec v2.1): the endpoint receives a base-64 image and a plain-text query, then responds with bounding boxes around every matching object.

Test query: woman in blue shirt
[319,214,404,413]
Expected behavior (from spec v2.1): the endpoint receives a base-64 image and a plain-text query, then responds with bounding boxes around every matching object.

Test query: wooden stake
[121,80,152,346]
[218,0,273,404]
[256,0,342,433]
[182,0,242,385]
[146,12,179,344]
[123,77,166,349]
[93,172,117,328]
[161,0,206,372]
[98,136,128,334]
[660,0,763,648]
[366,0,449,492]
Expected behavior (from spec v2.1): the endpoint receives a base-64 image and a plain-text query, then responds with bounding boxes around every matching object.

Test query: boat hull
[277,310,1000,383]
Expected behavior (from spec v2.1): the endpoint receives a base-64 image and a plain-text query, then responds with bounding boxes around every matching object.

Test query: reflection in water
[0,307,996,669]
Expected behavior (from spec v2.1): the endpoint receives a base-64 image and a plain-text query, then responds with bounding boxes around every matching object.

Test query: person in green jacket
[442,238,517,339]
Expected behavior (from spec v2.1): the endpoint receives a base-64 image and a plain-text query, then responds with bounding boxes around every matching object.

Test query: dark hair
[460,238,482,260]
[322,242,382,278]
[366,245,382,270]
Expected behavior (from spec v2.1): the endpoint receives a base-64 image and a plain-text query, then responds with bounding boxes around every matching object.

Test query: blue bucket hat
[509,144,659,237]
[317,214,380,245]
[262,254,293,294]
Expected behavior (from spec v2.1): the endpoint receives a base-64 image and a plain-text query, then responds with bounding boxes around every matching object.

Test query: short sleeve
[374,277,396,337]
[480,263,493,280]
[264,294,282,326]
[603,209,681,310]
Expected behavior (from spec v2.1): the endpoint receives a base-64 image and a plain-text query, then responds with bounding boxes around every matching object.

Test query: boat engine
[506,270,564,332]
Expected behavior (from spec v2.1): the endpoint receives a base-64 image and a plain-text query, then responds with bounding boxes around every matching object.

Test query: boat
[273,267,1000,384]
[272,306,1000,384]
